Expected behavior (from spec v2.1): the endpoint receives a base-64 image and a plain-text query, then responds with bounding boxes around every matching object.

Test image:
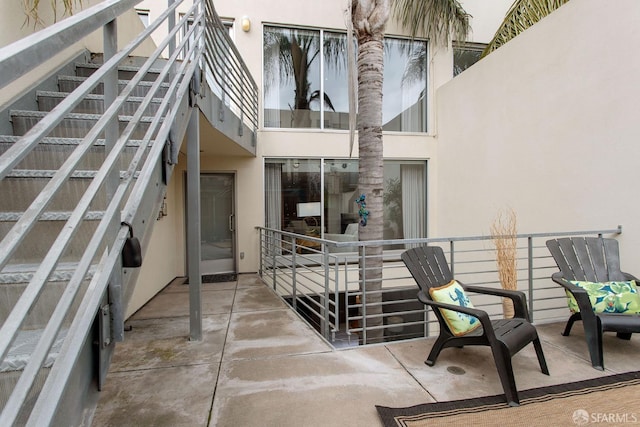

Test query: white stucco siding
[436,0,640,268]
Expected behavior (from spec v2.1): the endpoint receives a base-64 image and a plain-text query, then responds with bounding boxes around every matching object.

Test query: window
[382,38,427,132]
[265,158,426,247]
[263,26,428,132]
[136,9,150,27]
[453,42,486,76]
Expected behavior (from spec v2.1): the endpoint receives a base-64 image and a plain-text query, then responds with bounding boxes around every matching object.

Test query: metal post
[322,249,330,339]
[449,240,455,277]
[168,0,176,58]
[360,246,367,344]
[528,236,534,321]
[273,236,281,291]
[187,107,202,341]
[103,18,124,343]
[291,240,297,310]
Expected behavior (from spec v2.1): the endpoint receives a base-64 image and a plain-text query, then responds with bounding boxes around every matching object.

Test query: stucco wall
[436,0,640,269]
[121,0,516,315]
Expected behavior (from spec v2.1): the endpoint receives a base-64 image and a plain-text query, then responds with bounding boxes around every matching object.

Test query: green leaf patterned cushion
[566,280,640,314]
[429,280,481,336]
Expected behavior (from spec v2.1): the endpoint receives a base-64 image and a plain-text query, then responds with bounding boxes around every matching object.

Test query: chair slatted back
[546,237,625,282]
[401,246,453,295]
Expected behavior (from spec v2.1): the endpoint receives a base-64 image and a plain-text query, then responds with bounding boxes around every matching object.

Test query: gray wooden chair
[546,237,640,370]
[401,245,549,406]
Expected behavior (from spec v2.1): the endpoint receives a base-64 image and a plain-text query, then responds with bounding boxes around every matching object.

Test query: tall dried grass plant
[22,0,81,28]
[490,208,518,318]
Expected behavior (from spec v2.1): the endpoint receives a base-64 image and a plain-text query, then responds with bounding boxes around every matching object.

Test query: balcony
[93,229,640,426]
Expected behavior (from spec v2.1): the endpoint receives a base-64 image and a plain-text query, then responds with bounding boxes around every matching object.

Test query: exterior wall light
[241,16,251,32]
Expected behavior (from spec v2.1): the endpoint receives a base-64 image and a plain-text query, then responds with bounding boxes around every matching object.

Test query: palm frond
[481,0,570,57]
[392,0,471,45]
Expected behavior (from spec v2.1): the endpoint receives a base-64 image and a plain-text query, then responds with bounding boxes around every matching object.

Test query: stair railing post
[103,18,125,346]
[187,107,203,341]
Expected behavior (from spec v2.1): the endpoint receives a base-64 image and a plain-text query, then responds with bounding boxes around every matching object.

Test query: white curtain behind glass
[265,163,283,254]
[401,164,425,248]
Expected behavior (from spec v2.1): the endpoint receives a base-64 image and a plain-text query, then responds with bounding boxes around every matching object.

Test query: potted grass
[490,208,518,318]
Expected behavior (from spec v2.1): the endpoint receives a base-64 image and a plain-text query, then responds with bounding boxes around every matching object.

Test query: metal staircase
[0,0,257,425]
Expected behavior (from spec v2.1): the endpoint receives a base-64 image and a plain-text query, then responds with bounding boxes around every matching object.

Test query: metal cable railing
[258,226,622,346]
[0,0,257,424]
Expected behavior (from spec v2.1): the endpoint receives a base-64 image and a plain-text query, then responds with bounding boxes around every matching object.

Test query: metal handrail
[0,0,257,424]
[257,226,623,345]
[203,0,259,134]
[0,0,142,88]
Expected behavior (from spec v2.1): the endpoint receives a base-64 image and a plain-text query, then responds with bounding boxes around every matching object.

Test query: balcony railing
[257,226,622,346]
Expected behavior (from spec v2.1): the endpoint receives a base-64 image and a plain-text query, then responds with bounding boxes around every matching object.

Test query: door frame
[184,170,237,278]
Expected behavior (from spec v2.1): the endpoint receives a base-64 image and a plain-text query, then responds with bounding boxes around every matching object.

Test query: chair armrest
[550,272,595,316]
[462,284,529,320]
[417,290,494,334]
[622,272,640,282]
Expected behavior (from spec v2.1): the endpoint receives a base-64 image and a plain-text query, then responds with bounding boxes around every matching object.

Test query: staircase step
[0,176,110,212]
[4,169,139,179]
[10,110,157,139]
[0,268,95,331]
[0,136,147,171]
[0,135,147,147]
[0,329,68,373]
[0,218,100,264]
[74,62,165,82]
[0,263,96,284]
[0,211,104,222]
[57,75,170,97]
[36,91,163,116]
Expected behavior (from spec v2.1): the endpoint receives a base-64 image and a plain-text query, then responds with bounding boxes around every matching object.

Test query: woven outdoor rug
[376,371,640,427]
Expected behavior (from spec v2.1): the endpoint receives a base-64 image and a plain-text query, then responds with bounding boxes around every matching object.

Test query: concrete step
[10,110,157,139]
[0,136,148,171]
[57,75,170,98]
[36,91,163,116]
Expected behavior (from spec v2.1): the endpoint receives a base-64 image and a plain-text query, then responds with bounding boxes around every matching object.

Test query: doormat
[202,273,237,283]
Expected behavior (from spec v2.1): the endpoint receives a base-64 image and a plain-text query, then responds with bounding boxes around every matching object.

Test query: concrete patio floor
[92,273,640,426]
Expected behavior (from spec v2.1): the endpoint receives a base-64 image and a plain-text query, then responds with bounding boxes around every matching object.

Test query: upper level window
[453,42,486,76]
[263,26,428,132]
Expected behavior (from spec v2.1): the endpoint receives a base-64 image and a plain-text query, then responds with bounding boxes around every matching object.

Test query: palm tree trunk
[353,0,389,343]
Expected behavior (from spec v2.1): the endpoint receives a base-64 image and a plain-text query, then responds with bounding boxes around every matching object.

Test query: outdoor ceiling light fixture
[241,16,251,32]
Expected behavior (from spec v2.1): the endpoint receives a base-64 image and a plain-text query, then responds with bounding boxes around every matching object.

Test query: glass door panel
[200,173,235,275]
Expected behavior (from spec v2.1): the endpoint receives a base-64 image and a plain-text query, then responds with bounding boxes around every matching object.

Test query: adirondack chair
[401,245,549,406]
[546,237,640,370]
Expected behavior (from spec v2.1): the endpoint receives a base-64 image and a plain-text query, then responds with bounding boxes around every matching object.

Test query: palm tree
[482,0,570,57]
[350,0,469,343]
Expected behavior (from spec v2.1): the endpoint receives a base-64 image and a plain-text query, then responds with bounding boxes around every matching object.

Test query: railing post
[528,236,534,321]
[449,240,455,276]
[271,234,278,291]
[323,247,330,339]
[258,229,263,276]
[168,0,176,58]
[187,107,202,341]
[360,246,367,344]
[332,254,340,342]
[103,17,124,347]
[291,240,297,310]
